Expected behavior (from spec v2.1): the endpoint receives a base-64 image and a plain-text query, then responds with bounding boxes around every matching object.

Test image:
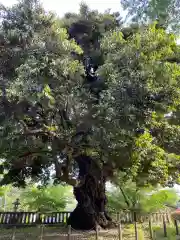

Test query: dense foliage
[20,184,74,212]
[98,23,180,186]
[0,0,180,229]
[0,184,74,211]
[0,0,85,186]
[0,0,180,189]
[107,178,179,213]
[121,0,180,33]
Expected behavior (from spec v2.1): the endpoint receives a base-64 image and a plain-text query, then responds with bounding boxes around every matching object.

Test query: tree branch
[11,149,53,169]
[119,186,131,208]
[54,159,77,186]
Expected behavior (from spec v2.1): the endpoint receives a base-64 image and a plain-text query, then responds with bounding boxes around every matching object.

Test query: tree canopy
[0,0,180,189]
[0,0,84,187]
[98,23,180,186]
[0,0,180,230]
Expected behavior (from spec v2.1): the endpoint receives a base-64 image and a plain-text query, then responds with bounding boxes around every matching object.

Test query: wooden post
[117,212,122,240]
[68,225,71,240]
[135,221,138,240]
[37,212,41,224]
[39,225,44,240]
[163,215,167,237]
[134,212,138,240]
[174,220,179,235]
[166,211,170,224]
[118,222,122,240]
[149,217,154,239]
[11,226,16,240]
[96,223,99,240]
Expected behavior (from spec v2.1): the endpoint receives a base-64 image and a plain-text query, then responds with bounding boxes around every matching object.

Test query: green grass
[153,225,180,240]
[121,224,148,240]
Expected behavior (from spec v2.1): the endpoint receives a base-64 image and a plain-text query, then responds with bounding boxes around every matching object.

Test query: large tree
[0,0,180,230]
[0,0,119,230]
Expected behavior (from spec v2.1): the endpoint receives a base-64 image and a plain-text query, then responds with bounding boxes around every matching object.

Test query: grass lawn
[153,225,180,240]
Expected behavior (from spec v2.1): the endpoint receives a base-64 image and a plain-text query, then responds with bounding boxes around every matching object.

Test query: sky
[1,0,124,16]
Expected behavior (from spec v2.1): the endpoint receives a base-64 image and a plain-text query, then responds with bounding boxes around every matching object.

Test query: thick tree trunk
[67,155,114,230]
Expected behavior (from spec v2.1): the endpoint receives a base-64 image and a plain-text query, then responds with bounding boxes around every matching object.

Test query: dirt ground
[0,223,179,239]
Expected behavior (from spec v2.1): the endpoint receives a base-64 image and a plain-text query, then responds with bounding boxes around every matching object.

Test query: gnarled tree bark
[67,154,114,230]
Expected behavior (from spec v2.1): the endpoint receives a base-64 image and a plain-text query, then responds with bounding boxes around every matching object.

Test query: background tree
[0,183,75,212]
[0,184,20,211]
[20,184,75,212]
[0,186,8,211]
[107,177,179,213]
[121,0,180,33]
